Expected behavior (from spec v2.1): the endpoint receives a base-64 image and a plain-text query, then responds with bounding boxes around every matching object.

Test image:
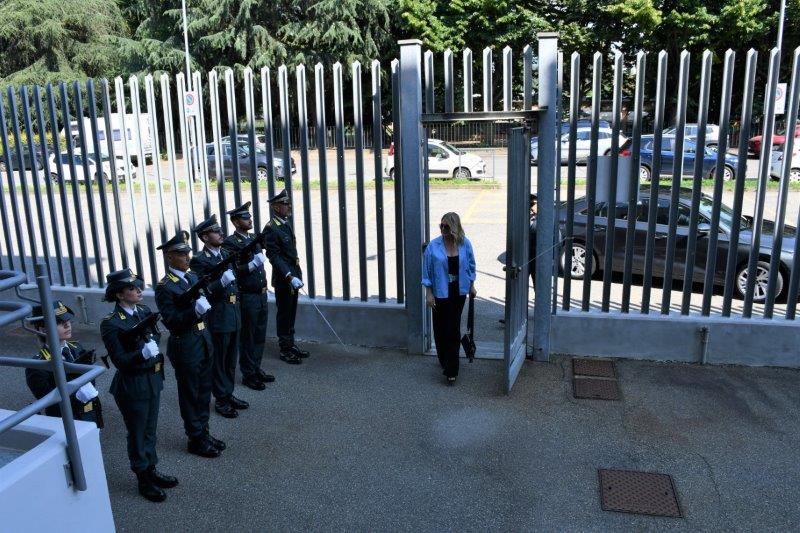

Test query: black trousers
[212,331,238,401]
[239,292,268,378]
[168,341,212,440]
[274,282,298,351]
[115,392,160,473]
[432,294,466,378]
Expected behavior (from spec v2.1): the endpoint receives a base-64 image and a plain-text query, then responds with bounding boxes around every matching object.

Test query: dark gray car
[206,142,295,181]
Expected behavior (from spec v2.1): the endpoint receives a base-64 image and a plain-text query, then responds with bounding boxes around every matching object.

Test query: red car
[749,122,800,154]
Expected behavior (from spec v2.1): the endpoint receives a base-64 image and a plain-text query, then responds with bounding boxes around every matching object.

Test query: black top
[447,255,459,299]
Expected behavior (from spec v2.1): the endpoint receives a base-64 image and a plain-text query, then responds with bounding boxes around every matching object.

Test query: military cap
[194,214,223,236]
[226,201,252,220]
[268,189,290,204]
[29,300,75,326]
[104,268,144,301]
[157,230,191,253]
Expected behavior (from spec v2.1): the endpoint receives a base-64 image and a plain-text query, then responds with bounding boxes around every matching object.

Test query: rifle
[230,228,267,262]
[177,252,239,305]
[119,312,161,344]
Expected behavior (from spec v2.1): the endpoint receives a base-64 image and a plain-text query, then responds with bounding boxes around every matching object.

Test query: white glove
[141,339,159,359]
[195,295,211,316]
[220,269,235,287]
[290,276,304,290]
[248,251,266,271]
[75,382,99,404]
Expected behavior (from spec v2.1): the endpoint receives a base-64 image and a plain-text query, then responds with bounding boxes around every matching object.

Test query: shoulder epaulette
[38,348,51,361]
[102,312,113,321]
[167,272,179,283]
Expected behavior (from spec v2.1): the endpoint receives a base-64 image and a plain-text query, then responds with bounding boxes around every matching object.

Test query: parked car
[663,123,720,148]
[206,142,294,181]
[531,121,626,164]
[49,151,132,182]
[219,135,296,178]
[638,136,738,182]
[769,147,800,181]
[0,147,44,172]
[384,139,487,180]
[749,122,800,154]
[559,186,796,303]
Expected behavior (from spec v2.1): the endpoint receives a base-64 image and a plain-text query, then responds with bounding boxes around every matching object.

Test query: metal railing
[0,263,104,491]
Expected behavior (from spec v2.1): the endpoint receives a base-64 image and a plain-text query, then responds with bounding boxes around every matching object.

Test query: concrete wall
[12,285,408,350]
[0,410,114,531]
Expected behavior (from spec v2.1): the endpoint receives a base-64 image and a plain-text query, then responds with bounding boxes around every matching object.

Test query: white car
[531,126,627,164]
[663,123,720,148]
[770,148,800,181]
[384,139,487,180]
[49,151,135,182]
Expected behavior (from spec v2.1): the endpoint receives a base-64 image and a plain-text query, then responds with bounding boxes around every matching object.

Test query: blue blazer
[422,236,477,298]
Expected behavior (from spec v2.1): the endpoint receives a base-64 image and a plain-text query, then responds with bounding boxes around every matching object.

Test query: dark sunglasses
[439,223,450,231]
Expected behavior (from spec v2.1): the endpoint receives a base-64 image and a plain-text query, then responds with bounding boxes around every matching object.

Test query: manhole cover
[572,358,616,378]
[573,377,621,400]
[598,469,682,518]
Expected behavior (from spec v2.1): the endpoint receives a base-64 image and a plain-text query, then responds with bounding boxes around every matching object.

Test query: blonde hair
[440,212,465,246]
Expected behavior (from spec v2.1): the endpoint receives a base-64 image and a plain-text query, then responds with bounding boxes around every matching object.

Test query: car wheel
[736,260,782,303]
[723,165,734,181]
[790,168,800,182]
[50,172,60,182]
[639,165,651,182]
[560,242,595,280]
[388,168,395,181]
[256,166,268,181]
[453,167,471,179]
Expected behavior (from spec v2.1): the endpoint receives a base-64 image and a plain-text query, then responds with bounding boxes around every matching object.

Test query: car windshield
[696,196,750,230]
[439,141,465,155]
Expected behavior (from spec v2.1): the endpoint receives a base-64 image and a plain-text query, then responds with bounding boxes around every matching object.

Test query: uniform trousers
[212,331,238,401]
[274,282,299,351]
[239,292,268,378]
[114,391,160,473]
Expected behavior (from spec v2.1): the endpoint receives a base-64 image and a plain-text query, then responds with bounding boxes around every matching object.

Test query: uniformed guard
[100,268,177,502]
[223,201,274,390]
[263,189,310,364]
[25,301,104,428]
[154,231,224,458]
[190,214,248,418]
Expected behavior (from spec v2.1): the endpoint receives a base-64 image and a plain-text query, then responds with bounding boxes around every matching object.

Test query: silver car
[770,148,800,182]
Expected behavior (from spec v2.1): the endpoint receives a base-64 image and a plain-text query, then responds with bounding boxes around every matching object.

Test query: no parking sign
[775,83,787,115]
[185,91,199,117]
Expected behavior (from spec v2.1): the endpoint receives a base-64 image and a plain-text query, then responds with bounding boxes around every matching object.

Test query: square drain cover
[573,377,621,400]
[572,358,616,378]
[598,469,682,518]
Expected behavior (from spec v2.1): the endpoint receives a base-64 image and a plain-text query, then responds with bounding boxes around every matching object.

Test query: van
[60,114,153,165]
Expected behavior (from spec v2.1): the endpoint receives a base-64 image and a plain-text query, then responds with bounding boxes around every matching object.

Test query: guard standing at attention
[100,268,177,503]
[190,214,249,419]
[25,301,104,428]
[222,201,274,390]
[154,231,225,458]
[263,189,310,364]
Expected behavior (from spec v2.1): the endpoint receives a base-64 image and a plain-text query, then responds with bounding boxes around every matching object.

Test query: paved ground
[2,324,799,531]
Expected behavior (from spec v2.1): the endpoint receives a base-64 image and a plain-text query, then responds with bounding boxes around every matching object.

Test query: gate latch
[503,263,522,279]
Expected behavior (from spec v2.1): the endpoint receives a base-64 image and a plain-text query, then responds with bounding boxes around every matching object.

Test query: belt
[195,322,205,330]
[241,287,268,294]
[228,294,237,304]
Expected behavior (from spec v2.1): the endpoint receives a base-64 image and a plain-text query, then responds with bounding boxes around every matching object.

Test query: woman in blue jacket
[422,212,477,385]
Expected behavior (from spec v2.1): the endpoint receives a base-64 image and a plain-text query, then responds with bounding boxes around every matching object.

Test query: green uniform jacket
[189,248,241,333]
[154,270,213,358]
[223,232,268,293]
[263,218,302,287]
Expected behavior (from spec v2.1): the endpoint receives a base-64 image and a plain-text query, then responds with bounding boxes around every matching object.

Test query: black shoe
[206,434,226,451]
[290,346,310,358]
[215,401,238,418]
[148,466,178,489]
[188,438,221,458]
[256,369,276,383]
[243,374,266,390]
[228,395,249,410]
[499,318,505,324]
[280,351,302,364]
[136,471,167,502]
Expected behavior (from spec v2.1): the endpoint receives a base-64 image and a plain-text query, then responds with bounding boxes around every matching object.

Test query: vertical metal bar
[8,87,39,274]
[144,75,168,245]
[129,76,158,286]
[621,52,645,312]
[642,52,668,313]
[463,48,473,113]
[99,79,128,270]
[766,48,800,317]
[702,50,735,316]
[444,49,454,113]
[296,64,316,298]
[243,67,259,207]
[601,52,623,312]
[352,61,368,301]
[0,96,17,272]
[47,84,77,284]
[176,73,199,249]
[581,53,602,311]
[209,71,227,229]
[224,68,242,208]
[681,51,712,314]
[333,62,351,300]
[313,64,333,299]
[278,65,293,210]
[424,50,435,113]
[372,60,387,302]
[743,48,781,317]
[503,46,513,112]
[113,77,144,276]
[523,45,533,111]
[562,52,580,312]
[85,79,115,279]
[21,86,53,281]
[398,40,424,351]
[192,71,211,219]
[391,58,405,304]
[660,51,690,315]
[553,51,563,316]
[483,47,493,112]
[0,92,25,274]
[159,73,181,233]
[34,86,65,284]
[260,67,277,205]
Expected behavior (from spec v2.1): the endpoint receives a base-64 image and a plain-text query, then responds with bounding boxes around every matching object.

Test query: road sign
[185,91,199,117]
[775,83,787,115]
